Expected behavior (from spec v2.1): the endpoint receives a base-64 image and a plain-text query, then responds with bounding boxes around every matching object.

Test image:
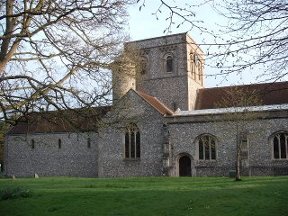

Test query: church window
[194,54,199,65]
[198,134,216,160]
[272,132,288,159]
[198,61,202,81]
[192,53,203,83]
[190,53,196,80]
[166,55,173,73]
[87,138,91,148]
[31,139,35,149]
[124,123,140,159]
[140,57,148,74]
[58,139,62,149]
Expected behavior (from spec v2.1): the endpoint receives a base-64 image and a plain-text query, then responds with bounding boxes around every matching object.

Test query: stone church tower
[113,32,205,111]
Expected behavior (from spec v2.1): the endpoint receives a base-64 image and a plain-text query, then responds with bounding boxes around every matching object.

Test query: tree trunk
[0,60,8,74]
[235,134,241,181]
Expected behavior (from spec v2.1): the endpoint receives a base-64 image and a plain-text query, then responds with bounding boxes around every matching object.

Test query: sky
[126,1,267,88]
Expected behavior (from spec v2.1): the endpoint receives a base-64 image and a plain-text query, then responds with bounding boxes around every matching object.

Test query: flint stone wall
[5,132,98,177]
[167,113,288,176]
[98,90,165,177]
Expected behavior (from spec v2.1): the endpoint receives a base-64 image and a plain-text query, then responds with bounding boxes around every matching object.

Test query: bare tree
[0,0,211,125]
[216,87,263,180]
[0,0,134,124]
[136,0,209,34]
[121,0,288,86]
[208,0,288,82]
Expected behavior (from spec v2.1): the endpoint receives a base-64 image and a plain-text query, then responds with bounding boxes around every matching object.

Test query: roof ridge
[201,80,288,91]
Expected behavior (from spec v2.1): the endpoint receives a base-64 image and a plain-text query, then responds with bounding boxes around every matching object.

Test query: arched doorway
[179,155,192,176]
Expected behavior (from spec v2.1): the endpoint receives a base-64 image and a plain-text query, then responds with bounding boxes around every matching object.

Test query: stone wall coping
[173,104,288,116]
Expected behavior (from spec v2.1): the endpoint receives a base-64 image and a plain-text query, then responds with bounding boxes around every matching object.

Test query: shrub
[0,187,32,200]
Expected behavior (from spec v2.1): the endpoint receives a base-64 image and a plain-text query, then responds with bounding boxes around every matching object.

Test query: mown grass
[0,176,287,216]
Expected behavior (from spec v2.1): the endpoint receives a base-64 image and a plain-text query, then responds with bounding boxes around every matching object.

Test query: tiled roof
[136,91,174,116]
[196,81,288,110]
[8,106,111,134]
[7,90,174,135]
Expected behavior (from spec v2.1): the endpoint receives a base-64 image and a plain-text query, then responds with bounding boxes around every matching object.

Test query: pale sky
[127,1,264,87]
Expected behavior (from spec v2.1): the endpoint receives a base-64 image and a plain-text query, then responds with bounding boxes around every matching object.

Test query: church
[4,33,288,177]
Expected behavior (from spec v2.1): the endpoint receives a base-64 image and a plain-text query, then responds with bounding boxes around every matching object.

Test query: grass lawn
[0,176,288,216]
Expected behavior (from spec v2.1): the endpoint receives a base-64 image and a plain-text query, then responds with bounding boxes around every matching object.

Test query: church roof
[7,90,174,135]
[7,81,288,134]
[136,91,174,116]
[7,106,111,134]
[196,81,288,110]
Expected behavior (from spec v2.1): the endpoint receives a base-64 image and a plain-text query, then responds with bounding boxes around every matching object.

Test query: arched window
[140,57,148,74]
[125,123,140,159]
[166,55,173,73]
[272,132,288,159]
[198,134,216,160]
[190,53,196,79]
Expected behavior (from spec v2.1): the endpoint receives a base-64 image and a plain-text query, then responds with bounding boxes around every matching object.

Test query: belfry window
[166,55,173,73]
[124,123,140,159]
[198,61,202,80]
[272,132,288,159]
[140,57,148,74]
[198,134,216,160]
[190,53,196,79]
